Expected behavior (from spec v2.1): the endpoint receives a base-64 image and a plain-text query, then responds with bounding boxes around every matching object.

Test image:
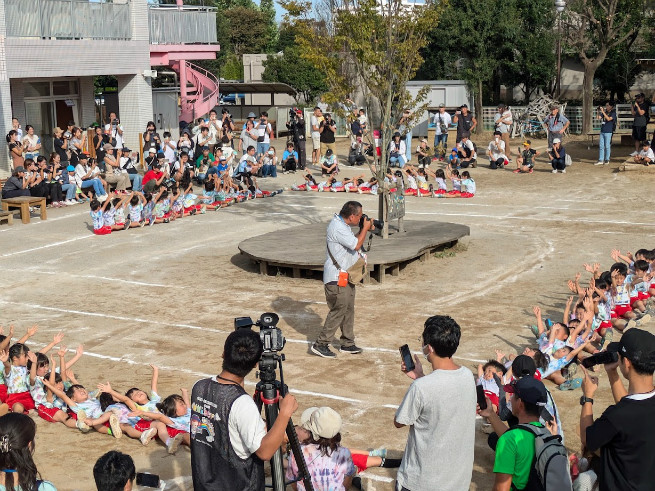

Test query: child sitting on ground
[442,171,475,198]
[513,140,539,173]
[126,192,146,228]
[321,149,338,176]
[90,197,114,235]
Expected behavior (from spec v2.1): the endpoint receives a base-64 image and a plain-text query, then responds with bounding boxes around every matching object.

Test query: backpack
[513,424,572,491]
[565,153,572,167]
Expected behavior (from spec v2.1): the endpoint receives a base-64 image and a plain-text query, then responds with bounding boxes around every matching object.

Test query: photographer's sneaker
[630,151,638,157]
[339,344,363,354]
[594,161,604,166]
[76,410,90,433]
[311,343,336,358]
[140,427,157,446]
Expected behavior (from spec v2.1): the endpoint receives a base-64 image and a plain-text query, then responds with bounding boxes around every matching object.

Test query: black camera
[289,108,297,121]
[112,119,119,125]
[581,350,618,369]
[235,312,285,354]
[359,213,383,230]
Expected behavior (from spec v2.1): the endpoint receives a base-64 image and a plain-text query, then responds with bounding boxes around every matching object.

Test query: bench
[586,130,633,148]
[1,196,47,224]
[0,211,13,226]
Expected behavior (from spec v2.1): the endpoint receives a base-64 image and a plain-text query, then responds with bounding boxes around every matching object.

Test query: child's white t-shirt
[614,277,632,305]
[6,366,29,394]
[72,398,103,419]
[462,178,476,194]
[477,376,500,396]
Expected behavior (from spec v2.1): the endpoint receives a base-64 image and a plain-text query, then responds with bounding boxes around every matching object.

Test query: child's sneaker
[123,219,131,230]
[140,427,157,446]
[625,319,637,331]
[513,168,521,173]
[167,433,184,454]
[76,410,90,433]
[149,216,156,226]
[109,413,122,439]
[558,378,582,391]
[369,448,387,459]
[200,205,206,214]
[636,313,651,326]
[601,329,614,351]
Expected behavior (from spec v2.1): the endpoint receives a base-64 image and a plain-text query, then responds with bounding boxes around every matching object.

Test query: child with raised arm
[0,325,17,404]
[127,192,147,228]
[125,365,161,438]
[130,389,191,454]
[538,339,591,389]
[90,197,113,235]
[28,352,76,428]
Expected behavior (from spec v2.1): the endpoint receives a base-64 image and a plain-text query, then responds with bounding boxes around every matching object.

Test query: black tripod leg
[262,402,286,491]
[286,419,314,491]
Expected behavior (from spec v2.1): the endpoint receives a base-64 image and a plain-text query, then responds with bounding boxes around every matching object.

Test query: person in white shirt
[493,104,513,161]
[106,112,124,150]
[634,140,654,166]
[310,107,323,165]
[162,131,178,165]
[207,109,222,154]
[487,131,507,169]
[432,104,452,160]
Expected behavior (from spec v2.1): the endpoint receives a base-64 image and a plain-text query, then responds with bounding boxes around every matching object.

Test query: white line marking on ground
[0,269,169,288]
[0,235,93,258]
[0,300,486,364]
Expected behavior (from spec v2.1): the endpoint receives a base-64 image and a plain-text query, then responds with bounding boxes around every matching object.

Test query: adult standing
[310,107,323,165]
[544,104,570,149]
[93,126,107,169]
[106,112,124,150]
[254,111,273,157]
[630,93,649,157]
[453,104,477,143]
[53,127,70,168]
[69,127,87,168]
[287,108,307,170]
[190,329,298,491]
[580,328,655,491]
[596,101,617,166]
[311,201,373,358]
[5,130,24,170]
[548,138,567,173]
[399,110,413,164]
[143,121,161,154]
[207,109,221,154]
[494,104,513,161]
[1,166,31,199]
[432,104,452,160]
[239,120,258,155]
[22,125,41,161]
[395,315,476,491]
[319,112,337,158]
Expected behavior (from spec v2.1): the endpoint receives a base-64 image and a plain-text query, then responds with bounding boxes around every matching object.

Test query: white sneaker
[630,151,638,157]
[76,410,90,433]
[140,427,157,446]
[167,433,184,454]
[594,161,603,166]
[97,194,108,203]
[561,169,566,173]
[109,413,122,439]
[552,169,557,173]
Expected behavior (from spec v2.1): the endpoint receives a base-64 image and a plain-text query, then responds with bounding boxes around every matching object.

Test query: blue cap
[67,165,75,172]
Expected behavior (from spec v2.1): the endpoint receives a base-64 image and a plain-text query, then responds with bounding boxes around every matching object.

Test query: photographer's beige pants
[105,172,130,191]
[317,283,356,347]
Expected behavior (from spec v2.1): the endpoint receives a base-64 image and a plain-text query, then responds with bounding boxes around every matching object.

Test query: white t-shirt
[208,120,222,145]
[310,115,321,138]
[395,366,476,491]
[228,394,267,459]
[254,121,272,144]
[494,109,513,133]
[433,111,452,136]
[163,139,177,163]
[639,148,655,161]
[487,139,506,161]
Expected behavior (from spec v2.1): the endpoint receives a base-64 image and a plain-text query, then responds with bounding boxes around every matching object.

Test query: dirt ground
[0,132,653,490]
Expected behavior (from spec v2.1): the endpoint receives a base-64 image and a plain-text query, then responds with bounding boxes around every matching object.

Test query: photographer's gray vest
[190,379,265,491]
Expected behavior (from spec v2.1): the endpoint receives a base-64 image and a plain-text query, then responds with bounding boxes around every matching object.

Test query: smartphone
[136,472,160,488]
[476,384,487,410]
[399,344,415,372]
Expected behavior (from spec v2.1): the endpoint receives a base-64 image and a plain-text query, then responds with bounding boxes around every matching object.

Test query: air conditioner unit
[142,70,158,78]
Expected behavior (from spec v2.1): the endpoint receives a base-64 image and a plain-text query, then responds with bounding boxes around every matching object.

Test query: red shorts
[406,189,417,195]
[447,190,461,196]
[115,222,125,228]
[68,410,77,420]
[638,291,650,300]
[261,190,271,197]
[7,391,35,411]
[332,186,344,192]
[650,283,655,290]
[418,188,430,195]
[484,391,500,411]
[166,427,187,438]
[435,189,446,194]
[38,405,63,423]
[630,296,640,306]
[134,419,152,433]
[352,453,368,473]
[599,321,612,329]
[0,384,7,403]
[162,212,172,219]
[613,304,632,317]
[360,187,371,192]
[93,226,112,235]
[389,188,397,193]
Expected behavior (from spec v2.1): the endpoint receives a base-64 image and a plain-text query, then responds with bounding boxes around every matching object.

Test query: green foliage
[595,40,641,102]
[262,47,328,103]
[94,75,117,94]
[221,6,269,56]
[259,0,279,52]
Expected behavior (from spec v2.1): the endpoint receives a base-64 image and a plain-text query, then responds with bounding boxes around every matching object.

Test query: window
[24,82,50,98]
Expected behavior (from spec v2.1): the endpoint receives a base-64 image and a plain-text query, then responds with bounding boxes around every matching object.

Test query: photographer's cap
[303,407,342,440]
[511,355,536,378]
[607,328,655,363]
[460,104,468,109]
[247,112,257,118]
[552,138,561,144]
[122,147,131,152]
[523,140,532,146]
[503,377,547,406]
[103,143,113,151]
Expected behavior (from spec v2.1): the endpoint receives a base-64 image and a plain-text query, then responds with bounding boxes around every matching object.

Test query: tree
[595,36,642,103]
[282,0,442,238]
[221,6,270,56]
[259,0,279,52]
[262,47,328,103]
[563,0,646,133]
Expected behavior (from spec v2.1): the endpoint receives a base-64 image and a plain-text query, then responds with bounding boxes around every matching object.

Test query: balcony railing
[5,0,131,40]
[148,5,217,44]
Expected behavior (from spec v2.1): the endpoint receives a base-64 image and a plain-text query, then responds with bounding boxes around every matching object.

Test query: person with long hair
[0,412,56,490]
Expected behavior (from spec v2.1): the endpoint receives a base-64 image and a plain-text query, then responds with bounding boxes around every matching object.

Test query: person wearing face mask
[394,315,476,491]
[260,146,278,177]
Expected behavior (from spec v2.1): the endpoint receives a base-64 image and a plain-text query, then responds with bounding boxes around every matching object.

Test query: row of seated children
[0,326,192,454]
[90,174,283,235]
[291,174,378,194]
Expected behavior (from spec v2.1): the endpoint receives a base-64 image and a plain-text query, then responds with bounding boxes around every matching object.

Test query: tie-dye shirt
[134,391,161,412]
[6,366,29,394]
[286,444,355,491]
[168,407,191,432]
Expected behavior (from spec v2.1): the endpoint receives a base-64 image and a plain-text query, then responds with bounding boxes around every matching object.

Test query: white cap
[552,138,561,144]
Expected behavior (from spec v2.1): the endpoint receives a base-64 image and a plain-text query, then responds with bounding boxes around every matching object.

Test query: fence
[5,0,131,40]
[148,5,217,45]
[481,104,635,135]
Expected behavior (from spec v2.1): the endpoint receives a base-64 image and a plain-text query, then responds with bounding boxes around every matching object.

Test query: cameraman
[286,108,307,170]
[190,329,298,491]
[319,113,337,158]
[311,201,372,358]
[630,93,648,157]
[580,328,655,491]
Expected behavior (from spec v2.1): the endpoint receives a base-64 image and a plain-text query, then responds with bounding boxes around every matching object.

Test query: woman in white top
[21,125,41,160]
[389,132,407,168]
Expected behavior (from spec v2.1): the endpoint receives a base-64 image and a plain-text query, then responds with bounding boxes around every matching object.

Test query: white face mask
[422,344,430,361]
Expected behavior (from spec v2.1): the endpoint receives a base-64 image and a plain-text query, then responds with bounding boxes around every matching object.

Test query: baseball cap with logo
[503,377,548,406]
[607,328,655,363]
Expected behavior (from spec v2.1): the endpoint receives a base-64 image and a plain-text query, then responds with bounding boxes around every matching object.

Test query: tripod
[254,354,314,491]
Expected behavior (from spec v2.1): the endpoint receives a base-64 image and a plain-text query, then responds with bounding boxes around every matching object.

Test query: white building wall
[117,74,153,151]
[0,0,12,175]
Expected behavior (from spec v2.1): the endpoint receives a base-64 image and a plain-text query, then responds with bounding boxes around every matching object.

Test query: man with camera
[254,112,273,157]
[580,328,655,491]
[319,113,337,159]
[190,329,298,491]
[286,108,306,170]
[630,93,649,157]
[311,201,373,358]
[453,104,477,143]
[395,315,476,491]
[106,112,124,150]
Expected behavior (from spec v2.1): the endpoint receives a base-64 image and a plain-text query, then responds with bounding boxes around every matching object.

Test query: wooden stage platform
[238,220,470,283]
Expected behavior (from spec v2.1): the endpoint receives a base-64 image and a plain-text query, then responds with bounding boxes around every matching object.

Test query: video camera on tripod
[234,313,314,491]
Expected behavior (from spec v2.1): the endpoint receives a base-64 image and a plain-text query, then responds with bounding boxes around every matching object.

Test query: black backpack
[512,424,572,491]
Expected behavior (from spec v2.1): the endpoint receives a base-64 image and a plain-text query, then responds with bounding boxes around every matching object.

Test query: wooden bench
[1,196,47,224]
[586,130,632,148]
[0,211,13,226]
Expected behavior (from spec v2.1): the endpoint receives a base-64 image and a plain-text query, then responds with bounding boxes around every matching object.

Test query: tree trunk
[379,192,388,239]
[475,78,483,133]
[581,61,597,134]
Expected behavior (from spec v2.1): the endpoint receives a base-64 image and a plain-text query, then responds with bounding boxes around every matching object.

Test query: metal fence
[481,104,635,135]
[148,6,217,44]
[5,0,131,40]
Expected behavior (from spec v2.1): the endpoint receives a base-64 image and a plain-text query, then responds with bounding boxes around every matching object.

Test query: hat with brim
[511,355,536,378]
[302,407,342,440]
[66,165,75,172]
[247,112,256,118]
[503,377,547,406]
[523,140,531,146]
[607,328,655,363]
[103,143,114,151]
[300,407,318,427]
[122,147,131,152]
[148,148,157,154]
[552,138,561,144]
[79,153,89,160]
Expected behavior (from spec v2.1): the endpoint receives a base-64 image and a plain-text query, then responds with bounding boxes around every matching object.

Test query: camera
[63,131,72,139]
[235,312,285,354]
[359,213,383,230]
[581,350,618,369]
[112,119,119,125]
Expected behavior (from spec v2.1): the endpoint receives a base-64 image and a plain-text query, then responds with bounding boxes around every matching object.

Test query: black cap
[14,166,25,173]
[512,355,537,378]
[325,149,333,156]
[202,146,209,151]
[460,104,468,109]
[503,377,547,405]
[607,328,655,363]
[156,152,165,159]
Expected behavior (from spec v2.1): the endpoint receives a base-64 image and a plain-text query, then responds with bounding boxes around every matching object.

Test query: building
[0,0,220,176]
